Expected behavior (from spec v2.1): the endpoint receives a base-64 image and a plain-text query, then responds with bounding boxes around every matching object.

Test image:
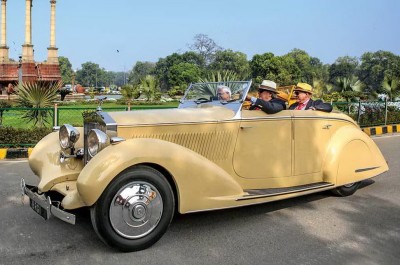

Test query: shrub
[0,126,52,147]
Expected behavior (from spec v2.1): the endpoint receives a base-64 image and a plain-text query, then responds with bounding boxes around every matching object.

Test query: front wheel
[331,181,361,197]
[90,166,175,252]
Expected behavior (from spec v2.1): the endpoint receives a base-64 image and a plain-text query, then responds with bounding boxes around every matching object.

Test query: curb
[362,124,400,136]
[0,148,33,159]
[0,124,399,159]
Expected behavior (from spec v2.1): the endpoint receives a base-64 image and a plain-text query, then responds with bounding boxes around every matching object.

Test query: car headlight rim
[59,124,80,149]
[87,129,110,157]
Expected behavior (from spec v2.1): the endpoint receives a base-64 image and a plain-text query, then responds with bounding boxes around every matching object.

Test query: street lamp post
[18,55,22,83]
[71,70,76,93]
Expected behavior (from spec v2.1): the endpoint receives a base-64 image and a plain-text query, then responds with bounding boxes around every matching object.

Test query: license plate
[29,198,49,220]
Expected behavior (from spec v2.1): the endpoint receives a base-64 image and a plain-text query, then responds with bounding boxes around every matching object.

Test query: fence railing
[1,100,400,129]
[332,99,400,127]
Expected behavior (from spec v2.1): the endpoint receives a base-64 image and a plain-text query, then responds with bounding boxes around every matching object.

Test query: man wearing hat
[245,80,286,114]
[289,82,332,112]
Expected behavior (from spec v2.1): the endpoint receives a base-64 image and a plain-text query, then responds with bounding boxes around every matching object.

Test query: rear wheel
[331,181,361,197]
[90,166,175,252]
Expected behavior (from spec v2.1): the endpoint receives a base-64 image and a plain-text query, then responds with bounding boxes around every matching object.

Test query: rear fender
[323,126,388,185]
[76,138,244,212]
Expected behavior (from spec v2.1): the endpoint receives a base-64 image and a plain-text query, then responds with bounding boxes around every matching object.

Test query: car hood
[107,105,236,126]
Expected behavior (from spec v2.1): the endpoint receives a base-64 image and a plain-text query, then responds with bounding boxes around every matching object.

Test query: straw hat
[258,80,277,94]
[294,83,313,94]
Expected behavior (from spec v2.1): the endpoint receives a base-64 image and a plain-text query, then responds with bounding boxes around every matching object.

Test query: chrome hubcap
[109,181,163,239]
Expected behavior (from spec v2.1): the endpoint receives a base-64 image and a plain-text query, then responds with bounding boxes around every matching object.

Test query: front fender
[76,138,244,212]
[323,126,388,185]
[29,128,84,191]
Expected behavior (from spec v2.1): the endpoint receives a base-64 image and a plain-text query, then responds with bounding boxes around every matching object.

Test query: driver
[217,85,231,101]
[245,80,286,114]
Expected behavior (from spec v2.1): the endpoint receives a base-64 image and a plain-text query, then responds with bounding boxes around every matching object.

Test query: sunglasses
[294,91,305,96]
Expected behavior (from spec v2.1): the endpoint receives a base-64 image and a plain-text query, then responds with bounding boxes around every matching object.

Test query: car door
[292,110,332,176]
[233,110,292,179]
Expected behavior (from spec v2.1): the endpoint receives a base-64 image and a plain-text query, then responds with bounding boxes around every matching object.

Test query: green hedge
[0,126,52,147]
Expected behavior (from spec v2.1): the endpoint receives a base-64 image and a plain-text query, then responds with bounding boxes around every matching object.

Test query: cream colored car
[22,81,388,251]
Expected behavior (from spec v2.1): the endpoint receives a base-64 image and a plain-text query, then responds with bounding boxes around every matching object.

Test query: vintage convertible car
[22,81,388,251]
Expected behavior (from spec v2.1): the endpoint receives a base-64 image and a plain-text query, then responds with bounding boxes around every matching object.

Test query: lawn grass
[1,101,179,129]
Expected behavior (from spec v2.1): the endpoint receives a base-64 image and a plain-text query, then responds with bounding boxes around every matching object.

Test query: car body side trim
[238,182,334,201]
[355,166,380,173]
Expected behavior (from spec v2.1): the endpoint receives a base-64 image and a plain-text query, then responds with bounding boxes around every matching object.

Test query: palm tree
[334,76,365,114]
[197,70,240,96]
[335,76,363,93]
[16,81,62,127]
[140,75,159,101]
[382,75,400,101]
[121,84,140,102]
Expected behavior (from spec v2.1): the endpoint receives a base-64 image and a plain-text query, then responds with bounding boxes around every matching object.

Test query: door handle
[240,126,253,129]
[322,124,332,129]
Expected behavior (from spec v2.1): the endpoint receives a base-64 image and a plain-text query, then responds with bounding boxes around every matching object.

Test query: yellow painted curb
[362,124,400,136]
[28,148,33,157]
[0,148,7,159]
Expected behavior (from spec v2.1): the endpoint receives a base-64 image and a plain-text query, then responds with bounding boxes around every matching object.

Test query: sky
[3,0,400,72]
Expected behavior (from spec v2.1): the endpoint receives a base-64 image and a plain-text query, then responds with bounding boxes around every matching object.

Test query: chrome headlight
[59,124,80,149]
[87,129,110,157]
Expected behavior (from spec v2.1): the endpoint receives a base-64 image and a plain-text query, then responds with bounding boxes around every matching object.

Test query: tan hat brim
[294,88,313,94]
[259,86,278,93]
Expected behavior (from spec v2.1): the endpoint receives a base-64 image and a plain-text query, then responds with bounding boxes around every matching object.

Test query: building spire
[47,0,58,63]
[0,0,9,62]
[22,0,34,62]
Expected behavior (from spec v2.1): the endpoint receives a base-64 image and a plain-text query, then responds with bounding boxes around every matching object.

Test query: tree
[128,61,156,85]
[199,70,239,83]
[155,52,205,91]
[188,34,222,65]
[113,71,128,87]
[382,75,400,101]
[358,51,400,93]
[334,76,364,93]
[58,56,73,84]
[208,49,250,79]
[250,52,275,84]
[167,62,201,88]
[76,62,109,88]
[140,75,159,101]
[16,81,63,127]
[329,56,359,83]
[121,84,140,102]
[285,49,321,84]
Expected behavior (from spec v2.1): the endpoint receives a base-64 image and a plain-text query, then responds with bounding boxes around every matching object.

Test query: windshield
[178,81,252,114]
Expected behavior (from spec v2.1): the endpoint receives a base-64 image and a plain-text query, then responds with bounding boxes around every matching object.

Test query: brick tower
[0,0,61,90]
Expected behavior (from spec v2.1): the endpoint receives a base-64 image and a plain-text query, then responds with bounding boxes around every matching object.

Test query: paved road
[0,135,399,265]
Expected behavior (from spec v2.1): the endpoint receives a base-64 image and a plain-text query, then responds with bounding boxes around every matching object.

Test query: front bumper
[21,178,76,225]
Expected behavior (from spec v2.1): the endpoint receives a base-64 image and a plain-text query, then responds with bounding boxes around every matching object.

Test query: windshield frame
[178,81,252,115]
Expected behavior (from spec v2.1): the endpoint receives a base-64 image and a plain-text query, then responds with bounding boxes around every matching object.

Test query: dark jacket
[289,99,333,113]
[250,98,286,114]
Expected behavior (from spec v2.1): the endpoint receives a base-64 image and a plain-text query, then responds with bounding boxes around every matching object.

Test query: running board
[238,182,334,201]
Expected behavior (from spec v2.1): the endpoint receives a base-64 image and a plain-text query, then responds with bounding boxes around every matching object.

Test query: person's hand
[245,95,251,101]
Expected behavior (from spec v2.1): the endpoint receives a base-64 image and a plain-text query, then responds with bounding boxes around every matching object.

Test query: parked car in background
[22,80,388,252]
